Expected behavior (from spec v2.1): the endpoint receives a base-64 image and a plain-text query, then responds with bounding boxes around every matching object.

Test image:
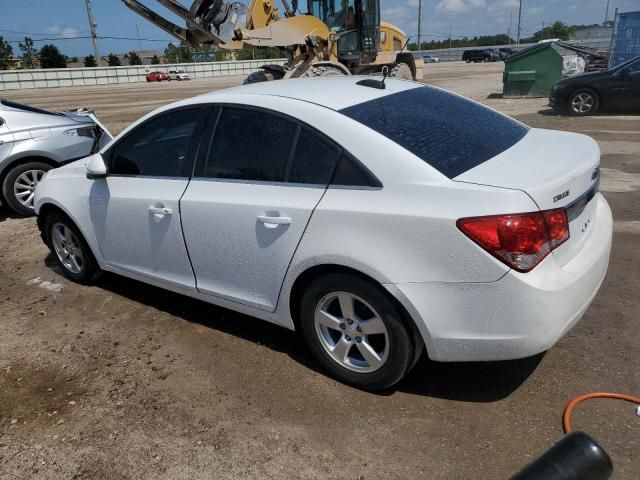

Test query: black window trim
[102,104,210,179]
[193,102,382,189]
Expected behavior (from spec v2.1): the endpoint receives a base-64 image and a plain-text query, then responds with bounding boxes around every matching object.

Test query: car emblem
[553,190,570,203]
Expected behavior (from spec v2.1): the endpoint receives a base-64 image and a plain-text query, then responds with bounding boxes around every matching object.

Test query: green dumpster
[503,43,564,98]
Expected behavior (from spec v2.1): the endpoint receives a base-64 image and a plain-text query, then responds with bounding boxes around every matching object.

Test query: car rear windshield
[339,86,528,178]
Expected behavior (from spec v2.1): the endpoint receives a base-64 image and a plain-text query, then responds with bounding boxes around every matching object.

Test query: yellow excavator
[122,0,422,82]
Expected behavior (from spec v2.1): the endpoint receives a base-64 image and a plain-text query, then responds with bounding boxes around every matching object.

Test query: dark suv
[462,49,500,63]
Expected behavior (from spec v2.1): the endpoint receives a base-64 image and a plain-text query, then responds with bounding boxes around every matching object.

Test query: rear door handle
[149,206,172,215]
[258,215,291,228]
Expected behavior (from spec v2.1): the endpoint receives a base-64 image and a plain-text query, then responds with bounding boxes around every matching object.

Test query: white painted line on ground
[600,168,640,193]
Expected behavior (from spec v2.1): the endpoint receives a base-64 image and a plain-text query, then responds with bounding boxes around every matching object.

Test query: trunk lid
[454,128,601,267]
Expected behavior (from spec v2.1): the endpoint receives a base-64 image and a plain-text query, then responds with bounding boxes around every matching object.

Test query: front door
[0,116,14,164]
[88,106,207,291]
[181,106,341,311]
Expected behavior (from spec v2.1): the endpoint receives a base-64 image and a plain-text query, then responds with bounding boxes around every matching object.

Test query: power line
[0,29,90,36]
[5,35,173,44]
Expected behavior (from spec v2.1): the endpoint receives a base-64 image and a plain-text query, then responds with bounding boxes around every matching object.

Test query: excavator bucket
[121,0,247,46]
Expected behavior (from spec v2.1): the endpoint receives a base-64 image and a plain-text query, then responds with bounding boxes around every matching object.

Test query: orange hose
[563,392,640,433]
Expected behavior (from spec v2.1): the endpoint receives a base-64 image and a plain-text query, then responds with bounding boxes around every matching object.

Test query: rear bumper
[390,194,613,362]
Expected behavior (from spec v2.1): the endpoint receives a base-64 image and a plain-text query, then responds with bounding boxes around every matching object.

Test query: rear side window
[339,86,528,178]
[205,107,296,182]
[288,127,340,184]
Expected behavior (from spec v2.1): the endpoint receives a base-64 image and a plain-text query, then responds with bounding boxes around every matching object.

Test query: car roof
[190,76,422,111]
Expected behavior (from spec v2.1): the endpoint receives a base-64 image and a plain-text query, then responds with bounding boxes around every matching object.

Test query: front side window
[108,107,203,177]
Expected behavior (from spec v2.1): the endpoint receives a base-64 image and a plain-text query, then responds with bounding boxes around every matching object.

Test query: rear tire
[43,211,99,284]
[299,273,415,391]
[388,62,413,80]
[2,161,52,216]
[567,89,599,116]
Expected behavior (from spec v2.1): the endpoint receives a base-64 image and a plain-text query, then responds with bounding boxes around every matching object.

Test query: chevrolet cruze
[34,77,612,390]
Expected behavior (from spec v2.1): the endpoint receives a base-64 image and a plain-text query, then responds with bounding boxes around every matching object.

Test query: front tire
[44,211,99,284]
[2,161,52,216]
[567,89,599,116]
[388,62,413,80]
[299,274,415,390]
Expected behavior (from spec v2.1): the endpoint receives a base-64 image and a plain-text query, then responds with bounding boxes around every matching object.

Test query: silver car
[0,99,112,215]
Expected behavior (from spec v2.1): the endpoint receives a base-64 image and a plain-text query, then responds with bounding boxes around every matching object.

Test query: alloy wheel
[13,169,45,210]
[50,222,84,274]
[571,93,594,114]
[314,291,390,373]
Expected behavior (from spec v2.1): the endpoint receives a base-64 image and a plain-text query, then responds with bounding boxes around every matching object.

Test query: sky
[0,0,638,57]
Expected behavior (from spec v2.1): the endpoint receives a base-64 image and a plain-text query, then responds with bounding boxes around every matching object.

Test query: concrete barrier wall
[413,39,612,62]
[0,59,288,91]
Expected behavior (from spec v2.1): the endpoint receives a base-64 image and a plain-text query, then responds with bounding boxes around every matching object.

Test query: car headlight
[64,127,95,137]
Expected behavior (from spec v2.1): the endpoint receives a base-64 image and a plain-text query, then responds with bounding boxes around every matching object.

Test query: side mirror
[86,154,108,179]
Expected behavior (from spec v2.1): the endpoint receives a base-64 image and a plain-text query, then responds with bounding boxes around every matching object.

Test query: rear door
[88,106,207,290]
[180,106,341,311]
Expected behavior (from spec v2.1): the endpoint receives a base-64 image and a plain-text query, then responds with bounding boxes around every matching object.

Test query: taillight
[457,208,569,272]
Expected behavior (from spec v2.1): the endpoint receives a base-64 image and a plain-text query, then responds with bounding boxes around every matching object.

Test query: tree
[107,53,121,66]
[0,36,13,70]
[163,43,192,63]
[127,51,142,65]
[71,56,78,63]
[19,37,38,69]
[151,55,161,64]
[39,44,67,68]
[522,21,577,43]
[84,55,97,67]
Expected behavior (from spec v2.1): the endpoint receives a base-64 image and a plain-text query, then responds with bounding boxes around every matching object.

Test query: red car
[146,71,169,82]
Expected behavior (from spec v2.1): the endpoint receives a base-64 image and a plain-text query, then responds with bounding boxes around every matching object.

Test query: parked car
[0,99,111,215]
[462,49,500,62]
[146,71,169,82]
[34,77,612,390]
[423,54,440,63]
[499,47,515,58]
[549,55,640,116]
[168,69,190,81]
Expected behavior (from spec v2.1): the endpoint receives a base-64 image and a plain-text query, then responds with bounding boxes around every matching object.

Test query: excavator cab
[308,0,380,66]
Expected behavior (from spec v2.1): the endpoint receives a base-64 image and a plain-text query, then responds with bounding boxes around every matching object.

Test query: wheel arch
[394,53,416,79]
[288,263,426,357]
[36,201,101,267]
[0,155,58,185]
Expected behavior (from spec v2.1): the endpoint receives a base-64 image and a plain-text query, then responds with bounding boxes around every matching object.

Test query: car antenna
[356,38,411,90]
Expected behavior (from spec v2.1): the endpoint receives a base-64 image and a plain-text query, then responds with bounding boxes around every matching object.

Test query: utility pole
[84,0,101,66]
[417,0,422,51]
[516,0,523,45]
[449,26,452,49]
[509,10,513,44]
[604,0,610,24]
[136,24,142,51]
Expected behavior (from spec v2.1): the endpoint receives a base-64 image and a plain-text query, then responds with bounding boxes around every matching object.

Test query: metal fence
[412,39,613,62]
[0,59,288,91]
[609,10,640,67]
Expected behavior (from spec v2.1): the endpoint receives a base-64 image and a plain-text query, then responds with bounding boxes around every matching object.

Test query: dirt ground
[1,62,639,479]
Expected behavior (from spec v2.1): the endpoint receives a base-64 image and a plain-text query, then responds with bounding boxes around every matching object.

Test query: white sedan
[34,77,612,390]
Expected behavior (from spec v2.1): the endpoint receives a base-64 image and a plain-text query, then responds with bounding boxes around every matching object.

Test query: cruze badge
[553,190,570,203]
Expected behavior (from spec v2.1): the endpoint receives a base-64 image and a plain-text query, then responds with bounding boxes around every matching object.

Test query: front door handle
[149,206,172,215]
[258,215,291,228]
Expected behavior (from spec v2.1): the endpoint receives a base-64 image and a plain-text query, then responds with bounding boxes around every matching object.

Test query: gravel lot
[1,62,639,479]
